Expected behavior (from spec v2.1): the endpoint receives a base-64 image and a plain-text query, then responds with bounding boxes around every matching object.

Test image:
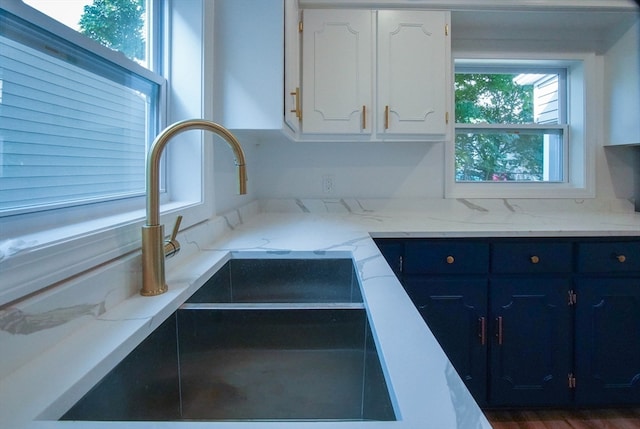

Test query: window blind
[0,11,159,216]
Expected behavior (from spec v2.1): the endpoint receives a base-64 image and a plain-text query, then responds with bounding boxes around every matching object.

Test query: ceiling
[451,9,638,53]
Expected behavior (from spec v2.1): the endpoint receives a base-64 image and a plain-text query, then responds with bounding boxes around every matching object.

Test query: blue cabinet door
[575,278,640,406]
[403,276,488,405]
[490,278,573,406]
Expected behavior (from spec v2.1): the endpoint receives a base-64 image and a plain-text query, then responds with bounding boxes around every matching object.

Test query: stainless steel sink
[61,258,396,422]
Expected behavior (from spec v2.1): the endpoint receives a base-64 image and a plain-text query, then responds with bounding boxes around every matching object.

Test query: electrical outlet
[322,175,334,194]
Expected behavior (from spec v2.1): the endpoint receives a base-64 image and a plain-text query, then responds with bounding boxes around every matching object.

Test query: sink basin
[186,257,363,304]
[61,257,396,422]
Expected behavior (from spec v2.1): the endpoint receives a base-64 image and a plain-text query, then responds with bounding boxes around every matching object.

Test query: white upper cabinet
[377,10,449,136]
[295,8,451,140]
[301,9,374,135]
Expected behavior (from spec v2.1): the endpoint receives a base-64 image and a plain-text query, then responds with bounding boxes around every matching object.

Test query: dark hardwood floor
[485,408,640,429]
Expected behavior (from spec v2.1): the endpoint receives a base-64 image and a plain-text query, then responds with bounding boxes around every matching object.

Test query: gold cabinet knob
[616,254,626,263]
[530,255,540,264]
[446,255,455,264]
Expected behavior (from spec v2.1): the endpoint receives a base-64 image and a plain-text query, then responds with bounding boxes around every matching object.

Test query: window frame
[0,0,216,306]
[445,54,596,199]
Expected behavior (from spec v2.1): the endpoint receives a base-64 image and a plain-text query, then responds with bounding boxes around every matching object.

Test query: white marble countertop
[3,197,640,429]
[260,198,640,237]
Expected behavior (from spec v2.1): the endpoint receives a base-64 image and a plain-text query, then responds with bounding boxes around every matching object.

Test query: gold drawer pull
[362,105,366,129]
[384,105,390,129]
[446,255,455,264]
[479,317,486,345]
[290,87,301,119]
[616,254,626,263]
[530,255,540,264]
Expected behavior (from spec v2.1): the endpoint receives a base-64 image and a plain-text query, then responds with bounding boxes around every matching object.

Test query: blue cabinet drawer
[492,242,573,274]
[577,241,640,273]
[404,241,489,274]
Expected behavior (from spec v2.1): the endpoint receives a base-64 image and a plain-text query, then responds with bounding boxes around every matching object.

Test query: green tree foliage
[79,0,145,62]
[455,73,544,181]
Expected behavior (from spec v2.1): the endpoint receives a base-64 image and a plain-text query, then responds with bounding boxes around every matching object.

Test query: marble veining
[222,207,245,230]
[0,239,39,261]
[294,198,311,212]
[502,198,517,212]
[0,303,106,335]
[457,198,490,212]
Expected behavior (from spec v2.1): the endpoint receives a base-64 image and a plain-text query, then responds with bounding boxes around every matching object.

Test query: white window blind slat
[3,140,145,160]
[3,118,146,150]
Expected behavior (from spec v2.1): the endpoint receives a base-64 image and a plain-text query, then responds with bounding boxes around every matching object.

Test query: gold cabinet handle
[479,317,486,345]
[362,105,366,129]
[530,255,540,264]
[496,316,503,345]
[446,255,455,264]
[616,254,627,263]
[384,105,390,129]
[290,87,301,120]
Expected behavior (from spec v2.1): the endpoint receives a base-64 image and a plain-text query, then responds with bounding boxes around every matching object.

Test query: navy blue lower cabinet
[575,278,640,406]
[375,237,640,409]
[489,278,573,407]
[403,277,488,405]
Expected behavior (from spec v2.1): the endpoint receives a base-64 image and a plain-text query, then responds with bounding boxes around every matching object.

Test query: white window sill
[445,182,596,199]
[0,200,198,307]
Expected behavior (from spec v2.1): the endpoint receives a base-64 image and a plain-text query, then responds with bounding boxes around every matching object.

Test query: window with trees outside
[455,66,567,183]
[0,0,163,219]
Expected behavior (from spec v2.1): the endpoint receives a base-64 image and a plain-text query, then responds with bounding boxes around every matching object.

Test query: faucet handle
[170,215,182,242]
[164,215,182,259]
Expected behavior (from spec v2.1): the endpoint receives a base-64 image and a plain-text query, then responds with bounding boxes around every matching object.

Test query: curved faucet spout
[141,119,247,296]
[146,119,247,227]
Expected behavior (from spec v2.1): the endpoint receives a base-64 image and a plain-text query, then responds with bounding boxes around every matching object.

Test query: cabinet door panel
[404,277,488,404]
[377,10,448,135]
[490,278,573,406]
[302,10,373,134]
[575,278,640,405]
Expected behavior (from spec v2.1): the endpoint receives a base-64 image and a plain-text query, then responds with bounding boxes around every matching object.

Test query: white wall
[249,133,446,199]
